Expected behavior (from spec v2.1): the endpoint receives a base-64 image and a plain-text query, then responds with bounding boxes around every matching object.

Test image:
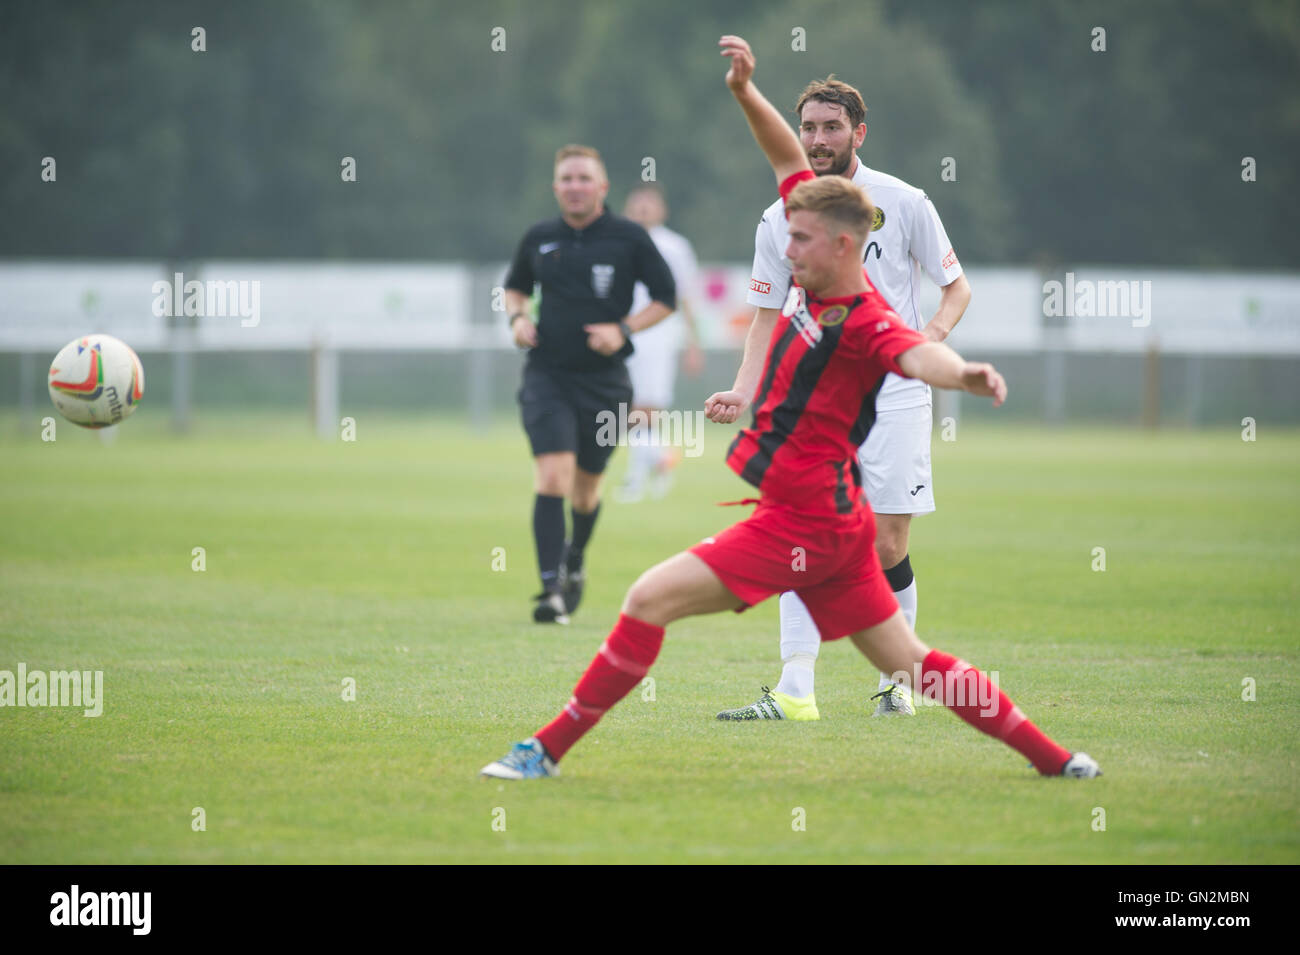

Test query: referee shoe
[533,589,570,625]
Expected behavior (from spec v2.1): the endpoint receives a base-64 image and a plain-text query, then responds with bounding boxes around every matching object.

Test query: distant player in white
[619,183,704,501]
[718,75,971,721]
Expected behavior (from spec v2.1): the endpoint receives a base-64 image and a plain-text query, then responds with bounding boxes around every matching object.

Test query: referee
[503,144,676,624]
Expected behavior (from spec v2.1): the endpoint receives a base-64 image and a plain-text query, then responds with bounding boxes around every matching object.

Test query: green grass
[1,411,1297,863]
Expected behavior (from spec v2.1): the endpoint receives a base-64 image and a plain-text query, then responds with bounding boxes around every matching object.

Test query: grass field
[1,411,1297,864]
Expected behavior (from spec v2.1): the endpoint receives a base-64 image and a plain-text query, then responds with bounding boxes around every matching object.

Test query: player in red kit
[481,35,1100,781]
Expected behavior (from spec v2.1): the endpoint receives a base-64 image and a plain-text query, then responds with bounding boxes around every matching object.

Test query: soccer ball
[47,334,145,429]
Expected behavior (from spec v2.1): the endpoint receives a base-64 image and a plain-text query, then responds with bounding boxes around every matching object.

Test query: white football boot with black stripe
[870,682,916,716]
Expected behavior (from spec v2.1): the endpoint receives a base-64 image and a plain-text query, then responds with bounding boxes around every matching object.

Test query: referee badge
[591,264,615,299]
[817,304,849,327]
[872,208,886,232]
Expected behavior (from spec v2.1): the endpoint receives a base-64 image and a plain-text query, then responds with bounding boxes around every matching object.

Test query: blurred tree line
[1,0,1296,267]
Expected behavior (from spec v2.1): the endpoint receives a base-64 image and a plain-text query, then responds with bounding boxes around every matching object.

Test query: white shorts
[625,323,679,408]
[858,404,935,515]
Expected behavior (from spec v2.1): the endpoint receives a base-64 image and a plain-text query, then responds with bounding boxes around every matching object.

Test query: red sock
[535,614,665,761]
[920,649,1071,775]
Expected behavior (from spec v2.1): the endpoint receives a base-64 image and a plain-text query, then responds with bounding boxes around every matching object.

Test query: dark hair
[795,75,867,129]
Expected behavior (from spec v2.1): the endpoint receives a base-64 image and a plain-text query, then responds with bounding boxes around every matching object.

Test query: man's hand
[705,389,748,424]
[961,362,1007,407]
[720,35,755,92]
[584,322,626,356]
[718,35,808,185]
[511,314,538,348]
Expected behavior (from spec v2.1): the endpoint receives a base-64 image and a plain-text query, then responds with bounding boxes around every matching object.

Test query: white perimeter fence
[2,261,1298,434]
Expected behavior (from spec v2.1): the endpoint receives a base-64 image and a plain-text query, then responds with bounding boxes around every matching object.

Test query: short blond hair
[784,176,875,247]
[554,144,607,181]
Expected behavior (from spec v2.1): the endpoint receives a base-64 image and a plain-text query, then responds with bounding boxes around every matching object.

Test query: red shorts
[688,500,899,641]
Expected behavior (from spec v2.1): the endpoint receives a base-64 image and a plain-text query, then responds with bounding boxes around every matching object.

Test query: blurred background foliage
[1,0,1296,266]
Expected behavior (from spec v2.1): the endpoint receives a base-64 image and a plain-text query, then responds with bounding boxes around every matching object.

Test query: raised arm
[720,35,810,186]
[896,341,1007,407]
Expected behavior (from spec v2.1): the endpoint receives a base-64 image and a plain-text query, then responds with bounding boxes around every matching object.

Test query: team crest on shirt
[591,264,615,298]
[872,208,886,232]
[817,304,849,327]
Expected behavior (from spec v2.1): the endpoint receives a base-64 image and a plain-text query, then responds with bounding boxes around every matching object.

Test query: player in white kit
[618,184,704,502]
[717,76,972,721]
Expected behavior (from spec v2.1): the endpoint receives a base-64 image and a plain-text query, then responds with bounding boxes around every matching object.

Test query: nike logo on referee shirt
[539,242,561,255]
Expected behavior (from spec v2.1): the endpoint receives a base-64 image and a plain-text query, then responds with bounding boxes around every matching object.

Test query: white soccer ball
[47,334,145,429]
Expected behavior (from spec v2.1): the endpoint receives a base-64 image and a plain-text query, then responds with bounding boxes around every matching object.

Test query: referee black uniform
[505,208,676,617]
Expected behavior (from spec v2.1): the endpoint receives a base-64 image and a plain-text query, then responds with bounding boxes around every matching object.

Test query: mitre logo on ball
[47,334,145,429]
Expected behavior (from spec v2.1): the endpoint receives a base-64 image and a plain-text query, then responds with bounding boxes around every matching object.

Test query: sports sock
[625,442,657,487]
[881,555,917,690]
[535,614,665,761]
[567,502,600,571]
[533,493,565,592]
[920,649,1071,775]
[775,591,820,698]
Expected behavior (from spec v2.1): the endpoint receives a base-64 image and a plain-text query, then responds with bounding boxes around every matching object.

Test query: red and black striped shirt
[725,171,929,521]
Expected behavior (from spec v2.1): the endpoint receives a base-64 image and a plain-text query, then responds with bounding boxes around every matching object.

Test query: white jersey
[631,224,698,350]
[747,157,963,412]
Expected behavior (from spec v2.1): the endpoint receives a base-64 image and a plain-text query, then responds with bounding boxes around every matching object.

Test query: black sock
[533,494,566,592]
[883,553,913,591]
[567,502,601,571]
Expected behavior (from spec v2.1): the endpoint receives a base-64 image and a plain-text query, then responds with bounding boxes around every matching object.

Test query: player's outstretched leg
[716,591,820,721]
[482,551,740,779]
[848,612,1101,778]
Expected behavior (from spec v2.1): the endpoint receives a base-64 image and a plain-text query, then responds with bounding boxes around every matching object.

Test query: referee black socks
[533,494,565,592]
[567,502,601,572]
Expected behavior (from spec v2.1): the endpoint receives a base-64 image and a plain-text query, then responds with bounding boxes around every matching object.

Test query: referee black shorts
[517,360,633,475]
